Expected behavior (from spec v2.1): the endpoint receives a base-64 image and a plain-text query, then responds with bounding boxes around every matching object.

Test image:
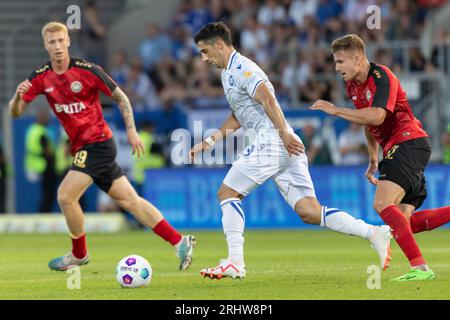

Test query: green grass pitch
[1,229,450,300]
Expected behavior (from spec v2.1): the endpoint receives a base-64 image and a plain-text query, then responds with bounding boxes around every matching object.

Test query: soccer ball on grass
[115,255,152,288]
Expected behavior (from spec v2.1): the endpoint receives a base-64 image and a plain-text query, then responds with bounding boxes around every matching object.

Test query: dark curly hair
[193,21,232,46]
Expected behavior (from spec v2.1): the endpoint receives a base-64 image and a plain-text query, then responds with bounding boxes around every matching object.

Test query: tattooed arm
[112,87,136,131]
[111,87,145,157]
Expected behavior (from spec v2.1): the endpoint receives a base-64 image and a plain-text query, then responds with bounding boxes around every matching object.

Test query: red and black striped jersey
[345,62,428,155]
[23,56,117,155]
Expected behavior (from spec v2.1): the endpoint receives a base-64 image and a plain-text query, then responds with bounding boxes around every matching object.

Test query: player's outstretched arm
[111,87,145,157]
[253,83,304,156]
[310,99,387,126]
[189,113,241,163]
[9,80,31,118]
[364,126,379,185]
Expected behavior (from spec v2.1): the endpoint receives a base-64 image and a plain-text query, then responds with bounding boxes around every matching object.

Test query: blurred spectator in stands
[300,78,333,103]
[81,0,107,65]
[387,0,418,40]
[210,0,232,23]
[25,108,57,212]
[138,23,173,81]
[298,15,321,47]
[298,123,332,164]
[230,0,259,31]
[387,14,417,41]
[324,17,346,44]
[337,123,368,165]
[443,124,450,164]
[0,140,6,213]
[431,28,450,72]
[268,22,297,64]
[186,57,224,107]
[134,121,166,196]
[289,0,318,28]
[298,50,333,103]
[122,57,161,112]
[240,15,269,65]
[257,0,286,26]
[315,0,343,25]
[377,0,393,19]
[374,48,397,70]
[281,51,310,95]
[418,0,448,8]
[131,0,446,123]
[175,0,213,35]
[170,25,195,62]
[409,47,426,72]
[111,50,130,87]
[344,0,374,23]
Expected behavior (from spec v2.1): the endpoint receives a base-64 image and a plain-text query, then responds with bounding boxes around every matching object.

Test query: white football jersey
[221,51,292,136]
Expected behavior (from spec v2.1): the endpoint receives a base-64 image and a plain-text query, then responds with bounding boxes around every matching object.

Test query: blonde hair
[41,21,68,40]
[331,34,366,54]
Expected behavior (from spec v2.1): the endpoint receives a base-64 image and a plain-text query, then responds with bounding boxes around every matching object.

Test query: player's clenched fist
[15,80,32,99]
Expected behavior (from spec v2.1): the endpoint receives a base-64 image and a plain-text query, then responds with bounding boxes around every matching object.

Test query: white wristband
[204,136,215,147]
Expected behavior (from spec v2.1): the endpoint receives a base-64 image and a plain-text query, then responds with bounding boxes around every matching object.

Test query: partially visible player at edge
[8,22,195,271]
[311,34,450,281]
[190,22,392,280]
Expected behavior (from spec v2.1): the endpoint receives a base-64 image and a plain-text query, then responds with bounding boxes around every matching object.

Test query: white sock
[320,206,372,239]
[220,198,245,265]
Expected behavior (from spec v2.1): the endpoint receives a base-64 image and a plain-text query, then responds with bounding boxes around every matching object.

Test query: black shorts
[70,138,124,193]
[378,137,431,209]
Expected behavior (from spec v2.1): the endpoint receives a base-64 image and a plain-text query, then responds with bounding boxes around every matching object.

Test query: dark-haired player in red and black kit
[311,34,450,281]
[8,22,195,271]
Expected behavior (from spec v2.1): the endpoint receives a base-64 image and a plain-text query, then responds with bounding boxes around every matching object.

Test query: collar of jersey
[226,50,238,70]
[354,62,377,87]
[46,56,77,72]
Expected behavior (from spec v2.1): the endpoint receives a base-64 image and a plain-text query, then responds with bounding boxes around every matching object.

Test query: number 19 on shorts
[73,150,88,168]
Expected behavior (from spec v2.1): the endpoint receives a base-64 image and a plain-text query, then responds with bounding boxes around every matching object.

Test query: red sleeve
[369,66,398,112]
[89,64,118,97]
[22,72,43,103]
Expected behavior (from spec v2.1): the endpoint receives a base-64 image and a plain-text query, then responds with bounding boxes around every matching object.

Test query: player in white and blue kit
[190,22,392,279]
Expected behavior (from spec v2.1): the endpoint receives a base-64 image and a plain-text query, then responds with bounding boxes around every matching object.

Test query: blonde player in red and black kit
[311,34,450,281]
[8,22,196,271]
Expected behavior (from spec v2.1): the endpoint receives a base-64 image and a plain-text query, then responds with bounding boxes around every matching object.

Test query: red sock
[153,219,182,246]
[380,205,426,267]
[71,233,87,259]
[410,206,450,233]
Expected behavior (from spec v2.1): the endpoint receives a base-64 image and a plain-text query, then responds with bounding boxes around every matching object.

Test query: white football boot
[369,225,392,270]
[200,259,246,280]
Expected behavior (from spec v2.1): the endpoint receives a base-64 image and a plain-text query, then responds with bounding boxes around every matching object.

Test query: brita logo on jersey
[54,102,86,114]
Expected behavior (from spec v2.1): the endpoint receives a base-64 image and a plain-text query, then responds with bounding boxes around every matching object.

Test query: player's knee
[299,210,321,224]
[373,200,389,214]
[295,198,321,224]
[295,206,320,224]
[297,211,313,224]
[217,185,241,202]
[57,189,75,208]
